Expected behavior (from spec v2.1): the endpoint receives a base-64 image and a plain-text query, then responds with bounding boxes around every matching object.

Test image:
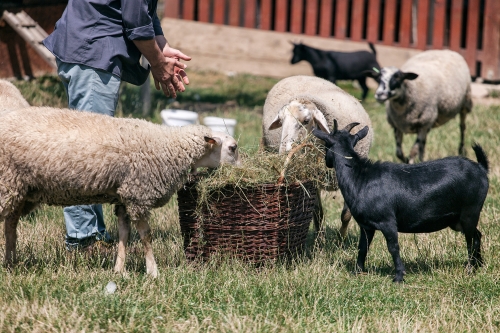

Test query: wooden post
[290,0,303,34]
[482,0,500,80]
[304,0,318,36]
[335,0,348,39]
[228,0,240,26]
[416,0,430,49]
[275,0,288,32]
[382,0,396,45]
[449,0,463,51]
[319,0,333,37]
[164,0,180,19]
[465,0,480,76]
[244,0,257,28]
[350,0,364,41]
[182,0,195,20]
[366,0,381,42]
[260,0,272,30]
[399,0,413,47]
[432,0,446,49]
[213,0,225,24]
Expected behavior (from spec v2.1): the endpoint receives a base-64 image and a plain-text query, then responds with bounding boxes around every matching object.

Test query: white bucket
[160,109,199,126]
[203,116,237,136]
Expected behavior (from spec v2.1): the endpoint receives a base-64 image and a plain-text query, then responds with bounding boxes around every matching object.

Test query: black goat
[313,121,489,282]
[290,42,380,101]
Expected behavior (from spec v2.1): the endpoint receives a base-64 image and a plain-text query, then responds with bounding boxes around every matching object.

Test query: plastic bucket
[203,116,237,136]
[160,109,199,126]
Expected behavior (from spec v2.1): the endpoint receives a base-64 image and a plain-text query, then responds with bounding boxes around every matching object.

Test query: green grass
[3,73,500,332]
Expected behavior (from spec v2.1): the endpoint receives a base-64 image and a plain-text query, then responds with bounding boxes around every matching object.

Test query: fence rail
[164,0,500,81]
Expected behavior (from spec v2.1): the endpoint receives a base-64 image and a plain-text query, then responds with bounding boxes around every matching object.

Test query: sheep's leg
[409,129,429,164]
[135,218,158,278]
[394,128,408,163]
[4,207,22,267]
[358,77,369,101]
[312,190,324,234]
[464,228,483,273]
[458,110,467,155]
[355,228,375,274]
[380,226,405,282]
[339,202,352,239]
[114,205,130,275]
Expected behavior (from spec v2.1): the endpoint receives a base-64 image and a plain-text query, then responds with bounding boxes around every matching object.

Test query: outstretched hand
[151,45,191,97]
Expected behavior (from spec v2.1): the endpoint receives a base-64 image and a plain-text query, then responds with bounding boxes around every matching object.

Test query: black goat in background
[313,120,489,283]
[290,42,380,101]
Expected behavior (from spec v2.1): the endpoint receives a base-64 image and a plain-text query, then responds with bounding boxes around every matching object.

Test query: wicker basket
[177,180,317,264]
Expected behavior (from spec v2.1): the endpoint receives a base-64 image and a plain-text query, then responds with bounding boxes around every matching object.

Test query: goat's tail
[368,42,376,55]
[472,143,489,173]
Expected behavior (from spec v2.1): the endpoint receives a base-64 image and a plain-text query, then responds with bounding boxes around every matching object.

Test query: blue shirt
[43,0,163,85]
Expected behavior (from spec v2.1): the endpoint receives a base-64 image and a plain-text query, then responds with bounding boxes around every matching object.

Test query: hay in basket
[177,140,337,264]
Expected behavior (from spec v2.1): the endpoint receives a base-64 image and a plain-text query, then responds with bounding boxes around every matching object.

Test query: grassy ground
[2,73,500,332]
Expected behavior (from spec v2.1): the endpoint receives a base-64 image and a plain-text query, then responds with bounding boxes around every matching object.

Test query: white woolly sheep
[0,107,240,277]
[366,49,472,164]
[0,79,30,114]
[262,75,374,238]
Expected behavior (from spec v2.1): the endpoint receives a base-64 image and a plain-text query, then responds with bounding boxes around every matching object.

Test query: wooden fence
[164,0,500,81]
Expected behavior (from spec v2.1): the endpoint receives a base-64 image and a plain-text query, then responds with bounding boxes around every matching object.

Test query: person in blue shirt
[43,0,191,250]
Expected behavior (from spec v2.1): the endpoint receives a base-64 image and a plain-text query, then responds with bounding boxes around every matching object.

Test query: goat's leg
[409,128,429,164]
[4,206,23,267]
[114,205,130,275]
[339,202,352,238]
[355,228,375,274]
[312,190,324,234]
[394,128,408,163]
[464,228,483,273]
[459,109,467,155]
[380,226,405,282]
[135,218,158,278]
[358,77,369,101]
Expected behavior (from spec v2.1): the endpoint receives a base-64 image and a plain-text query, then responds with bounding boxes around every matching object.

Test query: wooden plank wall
[164,0,500,81]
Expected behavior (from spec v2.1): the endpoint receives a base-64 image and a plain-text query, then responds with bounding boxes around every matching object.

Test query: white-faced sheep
[0,107,240,277]
[365,49,472,164]
[262,75,373,237]
[0,80,30,113]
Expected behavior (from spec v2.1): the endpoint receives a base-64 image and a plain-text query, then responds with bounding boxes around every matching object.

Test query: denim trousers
[57,60,121,248]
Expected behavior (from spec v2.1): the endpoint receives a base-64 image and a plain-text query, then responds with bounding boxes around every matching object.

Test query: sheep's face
[374,67,418,103]
[312,120,370,168]
[268,100,330,154]
[192,131,240,171]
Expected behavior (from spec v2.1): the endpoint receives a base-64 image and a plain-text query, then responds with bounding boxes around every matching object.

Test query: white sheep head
[192,131,241,172]
[268,99,330,154]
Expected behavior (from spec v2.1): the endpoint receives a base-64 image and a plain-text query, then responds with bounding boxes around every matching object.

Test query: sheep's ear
[402,72,418,81]
[268,113,282,130]
[204,136,222,145]
[362,69,381,81]
[312,109,330,133]
[351,126,369,147]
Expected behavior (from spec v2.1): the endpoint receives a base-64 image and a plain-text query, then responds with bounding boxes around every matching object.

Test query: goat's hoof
[392,277,405,283]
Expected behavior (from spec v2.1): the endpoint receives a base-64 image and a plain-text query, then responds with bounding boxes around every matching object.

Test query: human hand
[161,45,191,87]
[150,57,187,98]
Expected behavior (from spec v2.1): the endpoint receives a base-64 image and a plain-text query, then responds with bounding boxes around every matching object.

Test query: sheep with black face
[313,120,489,282]
[366,50,472,164]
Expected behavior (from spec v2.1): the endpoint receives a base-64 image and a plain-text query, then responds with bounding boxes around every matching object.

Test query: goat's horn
[344,122,360,133]
[332,119,338,134]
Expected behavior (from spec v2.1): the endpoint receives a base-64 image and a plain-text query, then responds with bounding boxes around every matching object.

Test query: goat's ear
[362,69,381,81]
[268,113,282,130]
[312,109,330,133]
[402,72,418,81]
[351,126,369,147]
[205,136,222,146]
[312,128,331,143]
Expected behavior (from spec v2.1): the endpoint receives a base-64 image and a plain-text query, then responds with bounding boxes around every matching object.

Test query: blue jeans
[57,60,121,248]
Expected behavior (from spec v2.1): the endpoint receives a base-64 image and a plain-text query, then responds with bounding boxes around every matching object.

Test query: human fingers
[171,72,185,92]
[160,82,170,97]
[176,69,190,85]
[154,78,160,91]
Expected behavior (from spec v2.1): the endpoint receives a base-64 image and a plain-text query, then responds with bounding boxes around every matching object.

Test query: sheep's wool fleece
[0,107,212,220]
[0,80,29,113]
[262,75,373,157]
